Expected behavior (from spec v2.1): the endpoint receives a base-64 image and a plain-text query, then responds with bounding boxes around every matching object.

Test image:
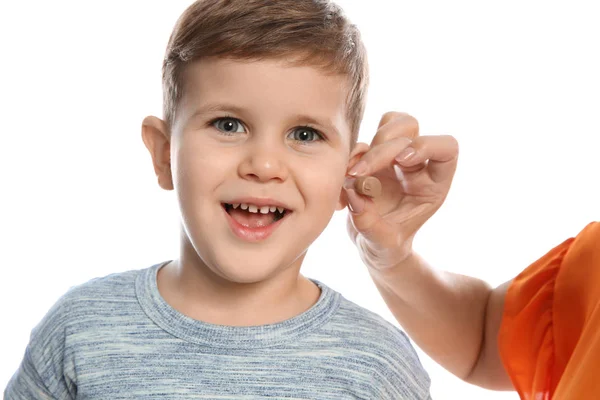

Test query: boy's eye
[213,117,246,134]
[288,127,323,143]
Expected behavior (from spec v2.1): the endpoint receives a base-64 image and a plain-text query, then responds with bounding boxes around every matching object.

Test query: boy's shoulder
[326,289,420,352]
[313,282,431,398]
[56,265,145,308]
[33,264,156,337]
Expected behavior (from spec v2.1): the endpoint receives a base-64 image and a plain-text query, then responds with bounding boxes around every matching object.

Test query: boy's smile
[222,199,291,242]
[143,57,365,324]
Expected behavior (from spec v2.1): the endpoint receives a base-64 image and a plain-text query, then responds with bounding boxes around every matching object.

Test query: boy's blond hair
[162,0,369,143]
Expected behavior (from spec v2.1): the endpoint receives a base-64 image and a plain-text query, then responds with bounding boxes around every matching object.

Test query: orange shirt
[499,222,600,399]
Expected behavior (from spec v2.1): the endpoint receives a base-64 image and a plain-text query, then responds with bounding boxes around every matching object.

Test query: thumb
[344,180,394,245]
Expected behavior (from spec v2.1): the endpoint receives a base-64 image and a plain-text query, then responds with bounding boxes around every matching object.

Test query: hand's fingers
[343,186,396,246]
[346,213,359,243]
[396,135,459,182]
[348,136,413,177]
[371,112,419,147]
[377,111,411,129]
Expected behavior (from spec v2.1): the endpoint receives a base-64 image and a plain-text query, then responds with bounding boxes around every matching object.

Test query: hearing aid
[353,176,382,198]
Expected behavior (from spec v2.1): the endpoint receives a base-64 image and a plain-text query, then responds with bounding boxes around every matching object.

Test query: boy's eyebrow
[188,102,342,137]
[190,102,247,118]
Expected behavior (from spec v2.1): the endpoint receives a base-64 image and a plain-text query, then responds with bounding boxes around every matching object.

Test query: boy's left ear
[336,142,370,211]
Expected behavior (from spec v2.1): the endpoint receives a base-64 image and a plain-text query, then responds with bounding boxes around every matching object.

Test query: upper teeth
[235,203,285,214]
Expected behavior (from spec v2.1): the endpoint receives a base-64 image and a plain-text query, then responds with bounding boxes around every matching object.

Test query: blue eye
[212,118,246,134]
[289,127,323,143]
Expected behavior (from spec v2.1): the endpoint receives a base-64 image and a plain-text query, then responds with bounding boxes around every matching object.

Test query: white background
[1,1,599,398]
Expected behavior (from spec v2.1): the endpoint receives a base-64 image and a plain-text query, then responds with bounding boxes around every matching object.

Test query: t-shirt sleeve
[498,222,600,399]
[374,327,432,400]
[4,293,77,400]
[5,347,61,399]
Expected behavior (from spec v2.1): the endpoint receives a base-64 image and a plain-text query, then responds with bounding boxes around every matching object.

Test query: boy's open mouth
[222,203,290,228]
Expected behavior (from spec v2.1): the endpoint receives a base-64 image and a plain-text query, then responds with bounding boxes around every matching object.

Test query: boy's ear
[141,116,174,191]
[336,142,370,211]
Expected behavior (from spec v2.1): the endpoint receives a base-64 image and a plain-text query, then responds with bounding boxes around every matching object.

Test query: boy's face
[144,57,364,284]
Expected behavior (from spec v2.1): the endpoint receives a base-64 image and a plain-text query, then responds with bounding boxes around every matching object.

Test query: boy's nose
[237,144,289,183]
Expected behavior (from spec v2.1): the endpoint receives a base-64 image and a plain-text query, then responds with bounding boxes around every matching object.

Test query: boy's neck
[156,258,321,327]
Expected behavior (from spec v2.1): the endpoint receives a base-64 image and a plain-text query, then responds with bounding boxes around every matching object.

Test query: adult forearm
[367,252,493,381]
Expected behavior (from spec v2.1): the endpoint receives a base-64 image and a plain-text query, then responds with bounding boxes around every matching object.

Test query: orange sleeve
[498,222,600,400]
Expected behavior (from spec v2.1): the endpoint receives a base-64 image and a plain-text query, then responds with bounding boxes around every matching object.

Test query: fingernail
[395,147,416,162]
[345,188,365,214]
[348,161,368,176]
[343,177,356,189]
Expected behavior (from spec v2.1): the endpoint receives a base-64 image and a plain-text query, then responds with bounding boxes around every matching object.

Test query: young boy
[5,1,434,399]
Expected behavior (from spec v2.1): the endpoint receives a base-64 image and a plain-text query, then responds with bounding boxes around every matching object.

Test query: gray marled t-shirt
[5,263,431,399]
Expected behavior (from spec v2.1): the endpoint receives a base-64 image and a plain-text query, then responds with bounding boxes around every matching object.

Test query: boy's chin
[207,255,302,285]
